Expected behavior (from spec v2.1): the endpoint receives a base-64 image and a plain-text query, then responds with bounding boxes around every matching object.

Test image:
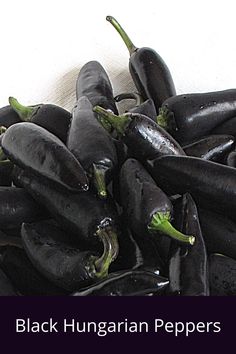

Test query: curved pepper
[106,16,176,111]
[21,221,119,290]
[14,168,119,263]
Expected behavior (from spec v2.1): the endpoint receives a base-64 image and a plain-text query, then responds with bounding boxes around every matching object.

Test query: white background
[1,0,236,111]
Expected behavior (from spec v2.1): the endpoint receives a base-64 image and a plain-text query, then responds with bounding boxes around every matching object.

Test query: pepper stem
[157,107,176,132]
[97,116,113,133]
[0,159,11,164]
[93,105,131,136]
[8,97,41,121]
[148,211,195,245]
[114,92,142,106]
[92,163,108,199]
[106,16,137,55]
[94,226,119,278]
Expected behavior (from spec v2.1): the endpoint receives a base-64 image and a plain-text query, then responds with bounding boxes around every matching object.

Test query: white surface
[1,0,236,111]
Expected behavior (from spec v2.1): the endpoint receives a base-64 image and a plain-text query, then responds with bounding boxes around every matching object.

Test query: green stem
[98,117,113,133]
[156,107,176,132]
[0,159,11,164]
[8,97,41,121]
[93,105,131,136]
[106,16,137,55]
[92,163,108,199]
[148,211,195,245]
[94,226,119,279]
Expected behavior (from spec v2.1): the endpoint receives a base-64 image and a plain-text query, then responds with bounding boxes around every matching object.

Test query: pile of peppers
[1,16,236,296]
